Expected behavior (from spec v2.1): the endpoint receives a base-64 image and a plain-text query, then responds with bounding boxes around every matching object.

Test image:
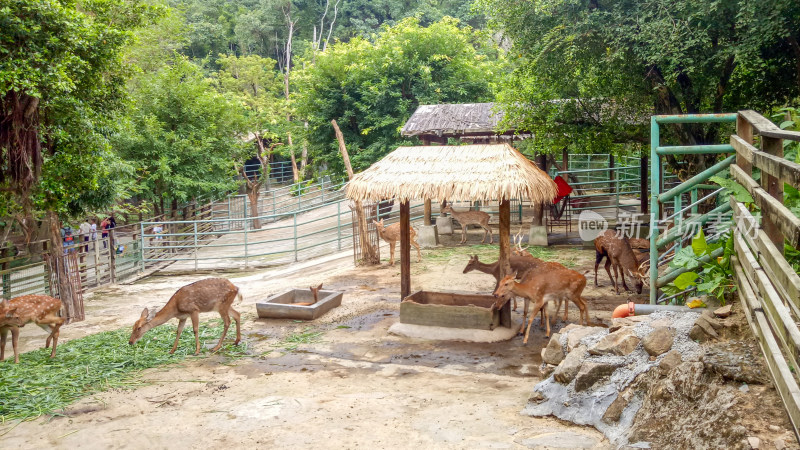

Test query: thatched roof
[400,103,509,137]
[345,144,558,203]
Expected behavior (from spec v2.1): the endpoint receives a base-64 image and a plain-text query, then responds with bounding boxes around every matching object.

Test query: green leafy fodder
[0,320,245,422]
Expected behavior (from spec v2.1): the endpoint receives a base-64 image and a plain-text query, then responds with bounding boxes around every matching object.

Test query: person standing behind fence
[108,215,117,250]
[90,218,97,249]
[101,217,110,248]
[79,219,91,252]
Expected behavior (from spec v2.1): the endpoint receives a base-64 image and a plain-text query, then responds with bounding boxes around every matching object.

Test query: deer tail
[235,288,243,305]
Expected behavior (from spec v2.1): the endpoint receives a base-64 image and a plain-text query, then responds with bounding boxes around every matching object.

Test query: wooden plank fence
[730,110,800,439]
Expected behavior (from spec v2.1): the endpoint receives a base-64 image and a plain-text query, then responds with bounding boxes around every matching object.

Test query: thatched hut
[400,103,526,144]
[345,143,557,299]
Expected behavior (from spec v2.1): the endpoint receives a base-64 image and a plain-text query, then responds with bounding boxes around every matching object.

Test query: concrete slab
[388,320,520,343]
[529,225,549,246]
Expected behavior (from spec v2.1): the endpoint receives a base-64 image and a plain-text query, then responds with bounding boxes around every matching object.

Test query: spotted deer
[493,269,589,344]
[594,230,647,294]
[295,283,324,306]
[129,278,242,355]
[0,295,65,364]
[372,219,421,266]
[441,204,493,244]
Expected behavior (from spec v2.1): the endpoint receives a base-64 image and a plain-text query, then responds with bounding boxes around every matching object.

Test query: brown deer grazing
[129,278,242,355]
[441,204,493,244]
[372,219,422,266]
[494,269,589,344]
[0,295,65,364]
[594,230,646,294]
[295,283,324,306]
[462,254,553,310]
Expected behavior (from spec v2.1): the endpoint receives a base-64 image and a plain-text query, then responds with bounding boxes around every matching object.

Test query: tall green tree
[296,17,503,173]
[115,56,246,215]
[0,0,156,244]
[480,0,800,177]
[214,53,284,226]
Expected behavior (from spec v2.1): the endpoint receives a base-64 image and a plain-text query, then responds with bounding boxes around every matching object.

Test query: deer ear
[139,308,149,320]
[316,283,323,290]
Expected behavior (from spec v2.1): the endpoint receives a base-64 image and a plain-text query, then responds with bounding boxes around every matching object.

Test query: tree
[479,0,800,177]
[0,0,156,247]
[114,56,245,216]
[295,17,503,174]
[214,54,285,227]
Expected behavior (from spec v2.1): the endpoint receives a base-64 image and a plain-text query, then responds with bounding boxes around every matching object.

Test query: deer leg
[171,318,187,354]
[411,239,421,262]
[485,225,493,244]
[619,267,631,292]
[190,311,201,355]
[389,241,396,266]
[594,252,604,286]
[229,307,241,345]
[460,225,467,244]
[604,258,616,292]
[213,310,231,352]
[524,301,545,344]
[0,327,7,361]
[11,326,20,364]
[611,264,621,295]
[48,323,61,358]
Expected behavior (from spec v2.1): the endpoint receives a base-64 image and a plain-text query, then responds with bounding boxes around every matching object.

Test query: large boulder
[574,361,620,391]
[589,327,640,356]
[565,326,605,351]
[554,345,587,384]
[689,315,720,342]
[643,326,675,356]
[541,333,565,365]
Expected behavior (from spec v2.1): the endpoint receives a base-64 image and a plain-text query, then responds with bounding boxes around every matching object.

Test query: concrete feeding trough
[400,290,512,330]
[256,289,343,320]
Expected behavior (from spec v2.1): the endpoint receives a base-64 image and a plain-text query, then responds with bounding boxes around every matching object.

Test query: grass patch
[0,320,245,423]
[272,328,323,353]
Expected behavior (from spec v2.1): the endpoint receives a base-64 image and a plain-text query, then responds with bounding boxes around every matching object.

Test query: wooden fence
[728,110,800,437]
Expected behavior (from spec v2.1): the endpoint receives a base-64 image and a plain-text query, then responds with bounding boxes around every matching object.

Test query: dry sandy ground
[2,236,642,449]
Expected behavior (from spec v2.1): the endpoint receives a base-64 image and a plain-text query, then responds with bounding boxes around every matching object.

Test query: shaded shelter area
[345,143,558,300]
[400,102,526,144]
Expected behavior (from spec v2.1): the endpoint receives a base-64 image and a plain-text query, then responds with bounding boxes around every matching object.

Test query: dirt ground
[0,233,681,449]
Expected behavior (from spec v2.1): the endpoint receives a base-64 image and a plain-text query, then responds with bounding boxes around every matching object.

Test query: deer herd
[2,209,649,364]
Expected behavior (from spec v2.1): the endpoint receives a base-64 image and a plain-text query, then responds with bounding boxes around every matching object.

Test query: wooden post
[736,113,754,174]
[762,135,784,253]
[498,199,511,277]
[561,148,569,181]
[640,156,648,214]
[109,229,117,283]
[400,201,411,299]
[424,199,432,226]
[332,119,377,264]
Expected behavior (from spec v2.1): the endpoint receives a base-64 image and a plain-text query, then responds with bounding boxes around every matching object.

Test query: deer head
[462,255,480,273]
[129,308,151,345]
[441,204,453,214]
[625,267,646,294]
[492,273,517,310]
[309,283,324,303]
[372,219,385,233]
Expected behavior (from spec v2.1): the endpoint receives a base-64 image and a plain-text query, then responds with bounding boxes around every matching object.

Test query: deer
[0,295,65,364]
[493,268,589,344]
[129,278,242,355]
[294,283,324,306]
[594,230,647,294]
[372,219,422,266]
[441,204,493,244]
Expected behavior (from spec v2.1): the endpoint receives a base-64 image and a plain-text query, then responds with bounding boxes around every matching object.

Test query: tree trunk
[247,187,261,229]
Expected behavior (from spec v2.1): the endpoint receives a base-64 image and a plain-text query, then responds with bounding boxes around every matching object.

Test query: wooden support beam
[732,135,800,189]
[731,164,800,248]
[498,199,511,277]
[762,135,785,252]
[736,113,755,175]
[400,201,411,300]
[424,199,432,226]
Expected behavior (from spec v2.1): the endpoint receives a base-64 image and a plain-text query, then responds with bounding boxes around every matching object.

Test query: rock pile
[523,309,768,448]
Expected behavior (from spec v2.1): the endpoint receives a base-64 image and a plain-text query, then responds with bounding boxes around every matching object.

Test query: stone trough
[256,288,343,320]
[389,290,517,342]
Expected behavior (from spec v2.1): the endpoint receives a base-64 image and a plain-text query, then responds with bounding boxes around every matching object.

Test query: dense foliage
[479,0,800,175]
[296,17,501,173]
